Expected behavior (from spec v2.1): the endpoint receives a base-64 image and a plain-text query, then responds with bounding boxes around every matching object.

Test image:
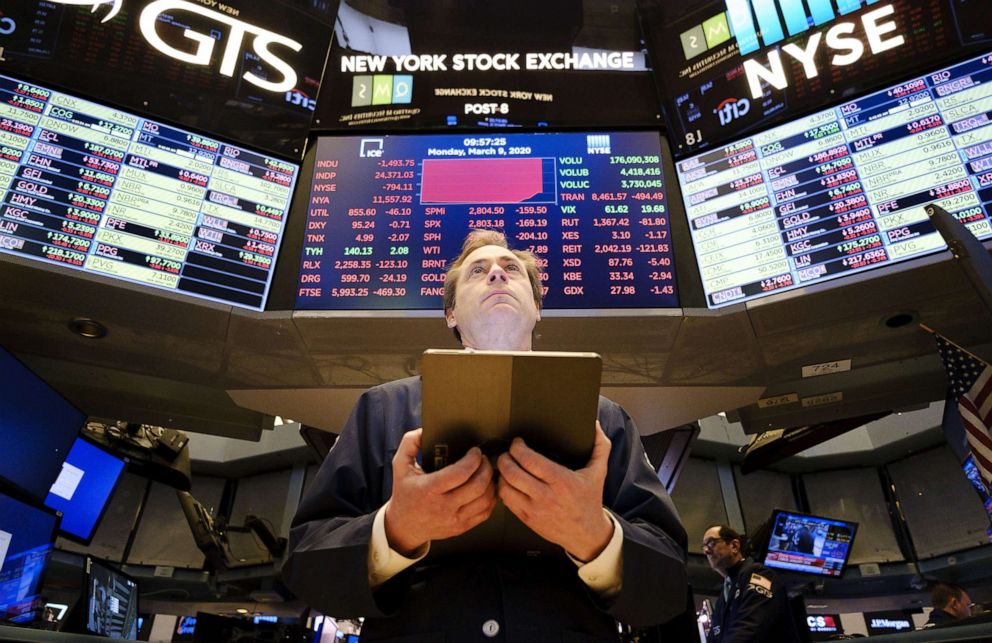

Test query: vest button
[482,619,500,637]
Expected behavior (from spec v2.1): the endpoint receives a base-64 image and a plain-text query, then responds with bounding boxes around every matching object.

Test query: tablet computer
[420,349,602,555]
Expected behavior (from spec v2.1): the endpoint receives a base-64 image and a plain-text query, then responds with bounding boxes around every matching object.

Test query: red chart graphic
[421,158,555,204]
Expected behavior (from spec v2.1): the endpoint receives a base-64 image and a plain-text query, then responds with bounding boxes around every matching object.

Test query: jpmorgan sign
[726,0,905,98]
[48,0,303,93]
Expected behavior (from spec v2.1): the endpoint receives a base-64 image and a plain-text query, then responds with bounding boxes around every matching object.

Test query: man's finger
[393,429,423,469]
[448,455,494,506]
[497,477,531,518]
[584,422,612,474]
[431,447,483,493]
[508,437,563,483]
[496,451,543,498]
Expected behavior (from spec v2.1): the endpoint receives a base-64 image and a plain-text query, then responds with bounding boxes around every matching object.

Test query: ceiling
[2,240,990,443]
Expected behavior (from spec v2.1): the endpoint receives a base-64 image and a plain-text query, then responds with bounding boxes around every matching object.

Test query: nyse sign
[49,0,304,93]
[727,0,906,99]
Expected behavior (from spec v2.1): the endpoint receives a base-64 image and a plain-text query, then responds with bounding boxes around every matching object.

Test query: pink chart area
[421,158,545,203]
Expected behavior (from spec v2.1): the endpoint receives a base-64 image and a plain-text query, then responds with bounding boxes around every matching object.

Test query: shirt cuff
[367,502,430,588]
[569,509,623,596]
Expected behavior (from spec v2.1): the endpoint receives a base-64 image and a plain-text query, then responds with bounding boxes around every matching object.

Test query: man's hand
[497,422,614,562]
[384,428,497,556]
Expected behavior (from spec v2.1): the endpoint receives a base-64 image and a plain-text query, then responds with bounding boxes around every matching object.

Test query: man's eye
[470,266,484,274]
[507,264,520,271]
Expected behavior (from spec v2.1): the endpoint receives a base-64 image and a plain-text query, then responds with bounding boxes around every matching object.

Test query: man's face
[702,527,741,575]
[948,591,973,619]
[445,245,540,351]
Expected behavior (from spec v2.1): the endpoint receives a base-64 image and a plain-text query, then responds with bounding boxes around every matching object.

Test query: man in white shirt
[284,230,688,642]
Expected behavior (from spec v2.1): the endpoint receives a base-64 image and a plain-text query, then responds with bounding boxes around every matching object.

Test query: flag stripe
[972,368,992,419]
[960,402,992,454]
[935,332,992,494]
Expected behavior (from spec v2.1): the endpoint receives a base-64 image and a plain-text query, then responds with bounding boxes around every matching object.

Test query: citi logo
[726,0,883,55]
[714,97,750,126]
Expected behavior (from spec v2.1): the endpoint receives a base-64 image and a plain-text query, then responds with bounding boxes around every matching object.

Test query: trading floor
[1,0,992,641]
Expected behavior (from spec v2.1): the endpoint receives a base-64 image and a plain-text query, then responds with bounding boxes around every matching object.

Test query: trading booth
[1,0,992,640]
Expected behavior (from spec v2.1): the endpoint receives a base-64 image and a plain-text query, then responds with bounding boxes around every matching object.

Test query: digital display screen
[0,72,300,310]
[764,510,857,576]
[0,492,58,625]
[0,346,83,503]
[86,557,139,640]
[864,610,916,635]
[44,438,125,543]
[318,0,659,131]
[0,0,335,158]
[807,614,840,633]
[294,132,678,310]
[642,0,991,157]
[962,455,992,541]
[676,50,992,308]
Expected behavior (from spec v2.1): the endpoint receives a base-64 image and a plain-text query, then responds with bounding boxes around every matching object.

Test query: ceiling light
[882,311,917,329]
[68,317,107,339]
[236,608,248,614]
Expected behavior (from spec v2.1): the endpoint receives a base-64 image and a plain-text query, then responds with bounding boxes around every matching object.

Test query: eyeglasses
[701,538,727,552]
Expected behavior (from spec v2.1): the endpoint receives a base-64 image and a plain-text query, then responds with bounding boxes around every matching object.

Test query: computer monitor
[44,437,126,543]
[84,557,139,639]
[763,509,858,577]
[0,491,59,625]
[173,615,197,642]
[0,347,85,502]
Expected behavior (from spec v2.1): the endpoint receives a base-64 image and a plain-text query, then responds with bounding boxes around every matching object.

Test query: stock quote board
[294,132,678,310]
[676,51,992,308]
[0,73,299,310]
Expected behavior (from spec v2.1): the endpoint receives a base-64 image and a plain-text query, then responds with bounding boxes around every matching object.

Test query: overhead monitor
[44,437,126,544]
[0,346,83,502]
[763,509,857,577]
[291,131,678,310]
[0,72,300,310]
[0,491,59,625]
[642,0,992,157]
[318,0,660,131]
[675,50,992,308]
[1,0,336,158]
[84,557,139,640]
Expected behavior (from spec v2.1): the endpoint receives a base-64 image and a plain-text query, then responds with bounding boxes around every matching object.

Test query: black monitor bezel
[82,555,140,640]
[47,435,128,546]
[0,490,61,627]
[266,126,707,312]
[0,345,85,504]
[763,508,860,578]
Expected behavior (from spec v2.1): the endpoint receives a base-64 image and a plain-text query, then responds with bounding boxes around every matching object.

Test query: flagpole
[919,323,990,364]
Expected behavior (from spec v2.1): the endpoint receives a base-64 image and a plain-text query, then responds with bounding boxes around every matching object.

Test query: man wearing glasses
[702,524,800,643]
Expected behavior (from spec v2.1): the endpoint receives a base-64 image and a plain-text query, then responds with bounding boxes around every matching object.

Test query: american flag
[936,335,992,493]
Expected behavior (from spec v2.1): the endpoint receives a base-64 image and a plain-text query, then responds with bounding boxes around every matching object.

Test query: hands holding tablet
[384,423,613,562]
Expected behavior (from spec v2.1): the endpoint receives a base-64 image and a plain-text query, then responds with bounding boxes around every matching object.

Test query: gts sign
[50,0,303,93]
[727,0,905,99]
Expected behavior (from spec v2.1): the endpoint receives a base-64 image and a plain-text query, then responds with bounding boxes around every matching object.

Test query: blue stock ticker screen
[294,132,679,310]
[0,72,299,310]
[675,51,992,308]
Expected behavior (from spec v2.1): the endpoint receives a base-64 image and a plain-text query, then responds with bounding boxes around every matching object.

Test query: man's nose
[487,266,508,283]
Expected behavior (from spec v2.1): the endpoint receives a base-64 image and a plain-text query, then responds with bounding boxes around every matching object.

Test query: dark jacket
[706,559,800,643]
[283,376,688,643]
[924,608,957,628]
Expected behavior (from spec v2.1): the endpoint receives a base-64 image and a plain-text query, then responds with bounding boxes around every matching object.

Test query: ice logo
[48,0,124,23]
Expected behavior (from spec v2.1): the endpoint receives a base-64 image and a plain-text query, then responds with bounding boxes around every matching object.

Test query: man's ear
[445,307,457,329]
